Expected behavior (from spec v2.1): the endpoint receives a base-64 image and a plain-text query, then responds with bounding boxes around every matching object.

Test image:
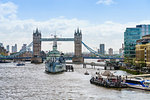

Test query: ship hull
[45,62,66,73]
[126,83,150,91]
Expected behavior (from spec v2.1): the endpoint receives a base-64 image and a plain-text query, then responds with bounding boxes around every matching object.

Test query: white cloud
[0,1,150,53]
[96,0,115,5]
[0,2,17,21]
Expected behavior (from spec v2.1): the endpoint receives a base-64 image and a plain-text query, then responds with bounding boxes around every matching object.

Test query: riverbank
[120,66,144,75]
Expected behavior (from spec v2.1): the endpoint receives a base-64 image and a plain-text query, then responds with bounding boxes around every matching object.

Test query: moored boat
[90,71,127,88]
[125,77,150,91]
[84,70,89,75]
[16,61,25,66]
[45,35,66,73]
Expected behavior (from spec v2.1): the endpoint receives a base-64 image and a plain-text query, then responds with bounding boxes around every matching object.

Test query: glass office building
[100,44,105,55]
[136,25,150,37]
[124,28,141,58]
[124,24,150,59]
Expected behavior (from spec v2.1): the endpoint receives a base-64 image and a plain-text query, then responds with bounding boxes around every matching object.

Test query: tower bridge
[31,28,84,63]
[0,28,123,62]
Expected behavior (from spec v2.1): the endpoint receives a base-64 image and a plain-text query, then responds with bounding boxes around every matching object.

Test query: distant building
[14,44,17,52]
[0,43,3,47]
[6,45,9,52]
[12,46,14,53]
[136,25,150,36]
[108,48,113,56]
[12,44,17,53]
[0,43,8,56]
[99,44,105,55]
[20,44,27,52]
[124,24,150,59]
[119,48,122,55]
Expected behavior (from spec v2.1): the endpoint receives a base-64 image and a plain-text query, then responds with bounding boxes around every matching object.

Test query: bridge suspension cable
[81,41,105,57]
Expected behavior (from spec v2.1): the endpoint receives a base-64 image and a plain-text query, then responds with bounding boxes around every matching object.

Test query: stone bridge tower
[31,28,42,63]
[72,28,84,63]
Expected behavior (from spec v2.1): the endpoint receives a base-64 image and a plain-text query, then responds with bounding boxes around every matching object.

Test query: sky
[0,0,150,53]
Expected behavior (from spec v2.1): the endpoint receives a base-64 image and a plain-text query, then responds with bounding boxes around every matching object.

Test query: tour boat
[125,77,150,91]
[45,35,66,73]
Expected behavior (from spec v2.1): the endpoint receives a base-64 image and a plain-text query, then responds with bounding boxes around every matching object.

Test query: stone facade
[31,28,42,63]
[72,28,84,63]
[136,35,150,68]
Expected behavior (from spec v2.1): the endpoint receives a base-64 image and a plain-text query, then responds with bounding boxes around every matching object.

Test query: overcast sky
[0,0,150,53]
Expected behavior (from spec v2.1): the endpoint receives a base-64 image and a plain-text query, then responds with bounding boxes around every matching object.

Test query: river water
[0,59,150,100]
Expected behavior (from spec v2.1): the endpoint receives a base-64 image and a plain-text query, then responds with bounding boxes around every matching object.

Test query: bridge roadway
[66,62,105,66]
[41,38,74,41]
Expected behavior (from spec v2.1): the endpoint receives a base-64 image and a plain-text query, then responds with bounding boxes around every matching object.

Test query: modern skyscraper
[6,45,9,52]
[14,44,17,52]
[136,35,150,68]
[11,44,17,53]
[20,44,27,52]
[108,48,113,56]
[11,46,14,53]
[124,24,150,59]
[100,44,105,55]
[136,25,150,37]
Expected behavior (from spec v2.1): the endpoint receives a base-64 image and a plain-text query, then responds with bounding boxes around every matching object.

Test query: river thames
[0,59,150,100]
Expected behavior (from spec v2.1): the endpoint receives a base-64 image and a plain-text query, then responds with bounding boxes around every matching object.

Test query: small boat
[16,61,25,66]
[84,70,89,75]
[45,35,66,73]
[125,77,150,91]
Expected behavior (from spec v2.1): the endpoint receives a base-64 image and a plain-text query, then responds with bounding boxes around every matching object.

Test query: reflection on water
[0,60,150,100]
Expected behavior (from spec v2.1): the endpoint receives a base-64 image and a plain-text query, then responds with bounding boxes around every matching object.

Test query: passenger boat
[16,61,25,66]
[125,77,150,91]
[90,71,127,88]
[45,35,66,73]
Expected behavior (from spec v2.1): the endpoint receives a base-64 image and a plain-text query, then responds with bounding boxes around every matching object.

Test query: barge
[90,71,127,88]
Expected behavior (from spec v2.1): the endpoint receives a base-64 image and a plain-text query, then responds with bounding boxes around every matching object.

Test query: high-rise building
[14,44,17,52]
[11,44,17,53]
[20,44,27,52]
[136,25,150,37]
[0,45,7,56]
[108,48,113,56]
[6,45,9,52]
[100,44,105,55]
[124,24,150,59]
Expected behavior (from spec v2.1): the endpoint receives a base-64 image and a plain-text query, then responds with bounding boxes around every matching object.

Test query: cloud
[96,0,115,5]
[0,1,150,53]
[0,2,17,21]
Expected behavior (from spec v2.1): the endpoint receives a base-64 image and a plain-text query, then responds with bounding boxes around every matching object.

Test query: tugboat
[45,35,66,73]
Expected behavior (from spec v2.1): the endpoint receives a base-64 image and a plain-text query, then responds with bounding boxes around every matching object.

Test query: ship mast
[53,35,57,51]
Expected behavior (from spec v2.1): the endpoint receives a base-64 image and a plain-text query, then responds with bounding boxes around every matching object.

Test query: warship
[45,35,66,73]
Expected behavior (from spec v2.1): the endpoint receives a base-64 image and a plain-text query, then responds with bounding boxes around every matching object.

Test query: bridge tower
[31,28,42,63]
[72,28,84,63]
